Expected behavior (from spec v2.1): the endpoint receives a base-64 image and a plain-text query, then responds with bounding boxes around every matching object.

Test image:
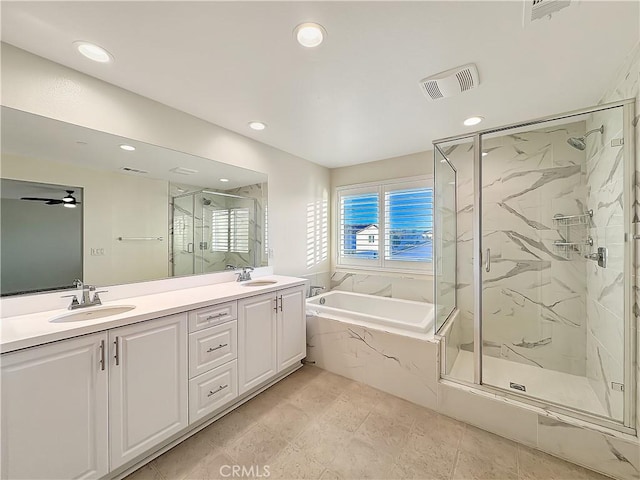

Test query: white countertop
[1,275,307,354]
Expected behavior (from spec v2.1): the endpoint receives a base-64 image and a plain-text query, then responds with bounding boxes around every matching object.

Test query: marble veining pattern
[445,121,590,377]
[329,271,433,303]
[306,314,439,409]
[169,182,267,276]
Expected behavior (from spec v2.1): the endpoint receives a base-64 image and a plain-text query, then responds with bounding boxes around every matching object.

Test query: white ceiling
[1,1,638,168]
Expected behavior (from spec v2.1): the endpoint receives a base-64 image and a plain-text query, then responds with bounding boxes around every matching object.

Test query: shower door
[477,102,634,427]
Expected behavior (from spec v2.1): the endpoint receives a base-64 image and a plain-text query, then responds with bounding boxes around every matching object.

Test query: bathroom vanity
[0,275,307,480]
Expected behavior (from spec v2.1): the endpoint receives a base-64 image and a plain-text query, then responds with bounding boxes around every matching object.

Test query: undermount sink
[50,305,136,323]
[242,280,278,287]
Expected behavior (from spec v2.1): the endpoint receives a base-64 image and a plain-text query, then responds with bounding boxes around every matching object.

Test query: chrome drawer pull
[114,337,120,366]
[206,312,227,321]
[99,340,105,371]
[206,343,228,353]
[207,384,228,397]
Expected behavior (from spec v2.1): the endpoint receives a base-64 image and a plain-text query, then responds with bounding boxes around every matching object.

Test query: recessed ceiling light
[219,178,230,182]
[294,23,326,48]
[73,41,113,63]
[248,121,266,131]
[482,152,488,157]
[463,116,484,126]
[119,144,136,151]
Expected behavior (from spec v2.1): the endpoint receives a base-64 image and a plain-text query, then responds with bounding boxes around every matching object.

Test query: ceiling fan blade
[45,200,64,205]
[20,197,57,202]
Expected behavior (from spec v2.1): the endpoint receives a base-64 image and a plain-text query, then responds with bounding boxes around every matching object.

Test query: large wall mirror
[0,107,268,296]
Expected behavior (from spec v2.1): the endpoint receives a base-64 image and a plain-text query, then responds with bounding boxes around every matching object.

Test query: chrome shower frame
[434,98,637,435]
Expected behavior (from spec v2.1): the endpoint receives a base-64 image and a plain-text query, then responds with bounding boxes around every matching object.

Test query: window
[211,207,250,253]
[337,177,433,273]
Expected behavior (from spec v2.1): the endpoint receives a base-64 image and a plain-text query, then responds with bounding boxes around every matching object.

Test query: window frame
[335,175,433,275]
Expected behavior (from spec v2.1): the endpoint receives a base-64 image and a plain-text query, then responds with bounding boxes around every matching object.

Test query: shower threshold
[449,351,621,421]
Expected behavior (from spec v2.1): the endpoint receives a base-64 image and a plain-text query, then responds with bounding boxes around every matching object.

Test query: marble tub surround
[301,271,332,296]
[306,314,439,410]
[125,365,608,480]
[330,271,433,303]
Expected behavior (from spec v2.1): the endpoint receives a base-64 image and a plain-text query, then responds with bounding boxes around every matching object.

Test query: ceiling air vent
[170,167,198,175]
[419,63,480,101]
[524,0,571,25]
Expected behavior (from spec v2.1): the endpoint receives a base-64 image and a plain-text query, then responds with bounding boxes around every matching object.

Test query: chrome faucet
[309,285,325,297]
[61,279,108,310]
[235,266,254,282]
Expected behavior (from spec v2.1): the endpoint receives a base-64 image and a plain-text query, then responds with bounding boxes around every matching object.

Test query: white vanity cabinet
[109,313,188,470]
[276,286,307,371]
[238,292,278,394]
[1,332,109,480]
[238,285,307,394]
[0,277,307,479]
[187,302,239,423]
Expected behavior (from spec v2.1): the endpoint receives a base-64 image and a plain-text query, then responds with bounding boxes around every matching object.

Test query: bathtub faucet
[309,285,325,297]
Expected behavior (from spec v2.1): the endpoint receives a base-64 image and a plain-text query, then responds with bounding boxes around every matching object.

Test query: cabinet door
[238,292,277,394]
[1,333,108,480]
[109,314,188,469]
[277,285,307,371]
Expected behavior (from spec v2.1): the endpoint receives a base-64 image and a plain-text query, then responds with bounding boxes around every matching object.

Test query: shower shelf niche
[552,210,594,259]
[553,236,593,258]
[552,210,593,227]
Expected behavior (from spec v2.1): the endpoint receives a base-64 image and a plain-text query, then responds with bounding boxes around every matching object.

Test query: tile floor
[125,366,609,480]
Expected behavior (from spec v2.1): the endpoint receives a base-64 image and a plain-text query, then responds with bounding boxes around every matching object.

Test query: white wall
[2,153,169,286]
[1,43,331,281]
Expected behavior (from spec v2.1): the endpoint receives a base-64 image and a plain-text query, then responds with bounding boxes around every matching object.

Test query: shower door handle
[485,248,491,273]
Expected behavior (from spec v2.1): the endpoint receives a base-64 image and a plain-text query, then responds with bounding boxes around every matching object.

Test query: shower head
[567,136,587,151]
[566,125,604,151]
[202,197,212,206]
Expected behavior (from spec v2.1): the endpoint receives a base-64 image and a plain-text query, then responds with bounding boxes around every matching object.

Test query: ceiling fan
[20,190,81,208]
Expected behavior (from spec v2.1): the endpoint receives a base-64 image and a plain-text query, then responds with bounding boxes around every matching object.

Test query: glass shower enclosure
[171,189,258,276]
[434,99,636,433]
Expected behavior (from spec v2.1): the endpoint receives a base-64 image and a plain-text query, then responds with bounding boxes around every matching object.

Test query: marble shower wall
[170,182,267,276]
[446,122,590,377]
[584,106,626,421]
[595,41,639,431]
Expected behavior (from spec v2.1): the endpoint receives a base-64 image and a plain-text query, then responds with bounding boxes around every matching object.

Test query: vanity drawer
[188,301,237,332]
[189,321,237,378]
[189,360,238,424]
